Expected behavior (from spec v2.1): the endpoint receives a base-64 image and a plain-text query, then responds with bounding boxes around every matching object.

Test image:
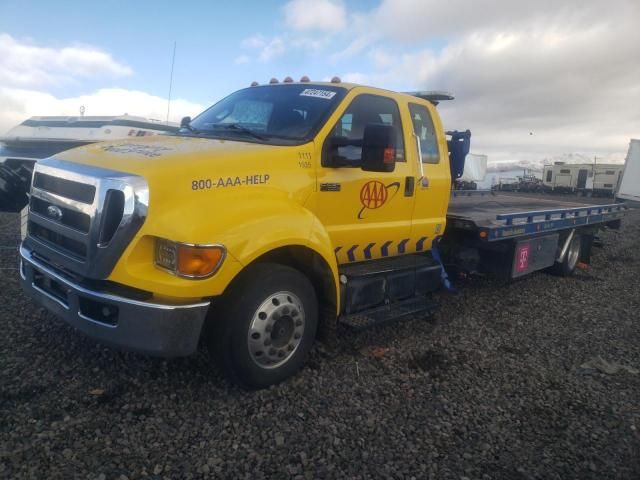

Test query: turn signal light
[155,238,225,279]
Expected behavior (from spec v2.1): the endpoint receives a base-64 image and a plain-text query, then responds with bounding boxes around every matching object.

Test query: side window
[409,103,440,164]
[546,170,553,182]
[325,94,405,167]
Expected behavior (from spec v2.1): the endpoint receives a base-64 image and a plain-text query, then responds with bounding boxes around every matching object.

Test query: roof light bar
[404,90,455,105]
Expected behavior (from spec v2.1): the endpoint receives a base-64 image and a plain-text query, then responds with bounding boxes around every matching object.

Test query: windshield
[185,84,347,144]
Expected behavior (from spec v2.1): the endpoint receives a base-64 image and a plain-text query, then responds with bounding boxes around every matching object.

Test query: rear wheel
[210,263,318,388]
[549,233,581,276]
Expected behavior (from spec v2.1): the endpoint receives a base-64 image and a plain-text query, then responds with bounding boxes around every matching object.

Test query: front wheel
[209,263,318,388]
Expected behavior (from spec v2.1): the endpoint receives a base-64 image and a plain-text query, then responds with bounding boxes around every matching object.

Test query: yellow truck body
[55,84,451,308]
[20,81,456,387]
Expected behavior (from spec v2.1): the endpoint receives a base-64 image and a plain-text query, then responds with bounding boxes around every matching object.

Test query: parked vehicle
[0,115,178,212]
[542,162,623,196]
[491,170,543,193]
[617,139,640,204]
[18,80,625,387]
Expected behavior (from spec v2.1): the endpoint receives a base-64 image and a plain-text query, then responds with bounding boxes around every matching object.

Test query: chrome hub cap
[248,291,305,369]
[567,237,581,269]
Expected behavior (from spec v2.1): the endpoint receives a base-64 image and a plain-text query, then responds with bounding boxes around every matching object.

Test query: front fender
[109,191,339,307]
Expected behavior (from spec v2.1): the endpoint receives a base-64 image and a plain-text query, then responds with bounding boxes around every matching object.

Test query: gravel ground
[1,209,639,479]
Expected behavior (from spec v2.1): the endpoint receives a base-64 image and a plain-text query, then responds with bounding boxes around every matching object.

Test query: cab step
[338,254,441,315]
[339,253,435,277]
[339,295,437,331]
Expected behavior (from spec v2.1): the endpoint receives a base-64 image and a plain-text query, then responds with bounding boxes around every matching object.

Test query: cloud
[368,0,627,42]
[0,33,132,88]
[330,0,640,163]
[403,20,640,161]
[284,0,346,32]
[241,34,287,62]
[340,72,370,85]
[233,55,250,65]
[241,33,328,64]
[0,87,204,135]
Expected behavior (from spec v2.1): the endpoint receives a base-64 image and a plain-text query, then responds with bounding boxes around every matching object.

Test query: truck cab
[19,81,456,387]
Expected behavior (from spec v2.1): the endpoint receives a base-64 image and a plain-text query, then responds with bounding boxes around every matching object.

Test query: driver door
[308,93,415,264]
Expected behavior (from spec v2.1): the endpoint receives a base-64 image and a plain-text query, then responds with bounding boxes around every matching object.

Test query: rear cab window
[408,103,440,164]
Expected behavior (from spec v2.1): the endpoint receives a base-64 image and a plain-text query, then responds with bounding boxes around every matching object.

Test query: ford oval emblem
[46,205,63,221]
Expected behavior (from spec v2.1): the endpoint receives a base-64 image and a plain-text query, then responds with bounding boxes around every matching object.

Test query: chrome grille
[23,158,148,279]
[32,172,96,204]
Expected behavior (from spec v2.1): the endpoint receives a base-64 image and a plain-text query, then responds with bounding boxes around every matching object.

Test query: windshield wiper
[211,124,268,141]
[181,122,201,134]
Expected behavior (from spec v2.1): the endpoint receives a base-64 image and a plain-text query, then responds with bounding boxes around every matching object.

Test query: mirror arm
[414,133,425,180]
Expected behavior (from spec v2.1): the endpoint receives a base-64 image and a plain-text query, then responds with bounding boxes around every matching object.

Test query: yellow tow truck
[19,79,625,387]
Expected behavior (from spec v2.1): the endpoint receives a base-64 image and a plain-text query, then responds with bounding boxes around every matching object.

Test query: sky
[0,0,638,165]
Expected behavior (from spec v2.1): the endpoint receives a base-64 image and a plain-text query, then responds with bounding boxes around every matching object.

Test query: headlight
[155,238,225,279]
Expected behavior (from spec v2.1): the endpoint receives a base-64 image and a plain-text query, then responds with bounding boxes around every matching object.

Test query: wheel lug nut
[295,319,302,327]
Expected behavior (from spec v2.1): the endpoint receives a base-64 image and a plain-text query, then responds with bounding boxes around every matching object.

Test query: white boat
[0,115,178,212]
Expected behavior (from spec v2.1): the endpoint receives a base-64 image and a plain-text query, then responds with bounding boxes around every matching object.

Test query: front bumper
[19,244,210,357]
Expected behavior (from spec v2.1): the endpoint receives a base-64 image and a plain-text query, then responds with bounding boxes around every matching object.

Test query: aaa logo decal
[360,181,388,209]
[358,180,400,219]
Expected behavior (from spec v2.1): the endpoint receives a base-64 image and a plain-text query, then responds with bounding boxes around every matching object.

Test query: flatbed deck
[447,191,625,241]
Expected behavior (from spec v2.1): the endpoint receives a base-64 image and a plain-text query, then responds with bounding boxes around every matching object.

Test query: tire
[549,233,581,276]
[210,263,318,388]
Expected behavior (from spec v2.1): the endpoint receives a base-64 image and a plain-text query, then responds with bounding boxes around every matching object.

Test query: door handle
[404,176,415,196]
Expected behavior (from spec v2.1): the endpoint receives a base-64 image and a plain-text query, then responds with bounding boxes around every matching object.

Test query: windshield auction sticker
[299,89,337,100]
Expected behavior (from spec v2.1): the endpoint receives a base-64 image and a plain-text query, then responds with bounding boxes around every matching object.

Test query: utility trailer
[442,191,625,279]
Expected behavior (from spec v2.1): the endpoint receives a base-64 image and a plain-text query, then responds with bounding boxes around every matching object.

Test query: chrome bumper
[19,244,210,357]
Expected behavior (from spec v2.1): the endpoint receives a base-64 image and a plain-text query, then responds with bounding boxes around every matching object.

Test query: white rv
[617,139,640,204]
[0,115,178,212]
[542,162,624,196]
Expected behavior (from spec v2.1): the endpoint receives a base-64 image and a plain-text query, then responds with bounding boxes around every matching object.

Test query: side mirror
[361,124,397,172]
[180,116,192,128]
